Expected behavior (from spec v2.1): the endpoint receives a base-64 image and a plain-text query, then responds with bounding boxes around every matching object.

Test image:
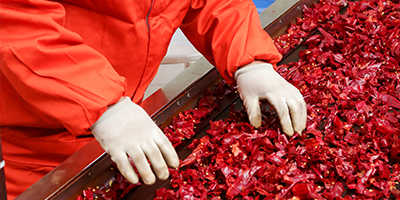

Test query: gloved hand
[234,62,307,136]
[90,97,179,185]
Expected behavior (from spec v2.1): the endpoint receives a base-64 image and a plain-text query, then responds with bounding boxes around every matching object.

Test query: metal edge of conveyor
[16,0,313,199]
[262,0,319,37]
[260,0,300,31]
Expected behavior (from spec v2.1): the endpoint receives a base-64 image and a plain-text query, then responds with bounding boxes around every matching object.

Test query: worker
[0,0,307,198]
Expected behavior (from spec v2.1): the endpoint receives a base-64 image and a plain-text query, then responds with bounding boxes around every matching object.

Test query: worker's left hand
[234,61,307,136]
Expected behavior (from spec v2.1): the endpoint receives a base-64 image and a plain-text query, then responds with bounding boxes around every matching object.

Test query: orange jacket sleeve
[180,0,282,85]
[0,1,126,136]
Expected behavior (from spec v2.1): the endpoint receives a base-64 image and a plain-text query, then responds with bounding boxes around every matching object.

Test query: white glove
[234,62,307,136]
[90,97,179,185]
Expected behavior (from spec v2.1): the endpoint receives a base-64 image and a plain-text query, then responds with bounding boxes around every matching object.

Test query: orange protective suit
[0,0,281,198]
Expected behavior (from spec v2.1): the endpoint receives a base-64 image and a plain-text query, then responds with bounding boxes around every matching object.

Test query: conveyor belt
[18,0,378,199]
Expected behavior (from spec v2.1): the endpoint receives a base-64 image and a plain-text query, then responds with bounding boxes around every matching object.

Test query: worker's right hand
[234,62,307,137]
[90,97,179,185]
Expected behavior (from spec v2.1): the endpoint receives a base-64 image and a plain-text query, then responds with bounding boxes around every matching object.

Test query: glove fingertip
[293,111,307,136]
[284,129,294,137]
[158,170,170,181]
[281,122,294,137]
[143,175,156,185]
[294,125,305,136]
[169,158,180,169]
[247,107,261,128]
[249,116,262,128]
[124,170,139,184]
[244,99,262,128]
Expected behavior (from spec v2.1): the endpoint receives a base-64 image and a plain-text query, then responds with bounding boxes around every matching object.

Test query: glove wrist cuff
[91,97,132,129]
[234,63,274,80]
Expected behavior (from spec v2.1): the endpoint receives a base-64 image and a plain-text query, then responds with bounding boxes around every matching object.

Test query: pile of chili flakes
[155,0,400,199]
[78,0,400,199]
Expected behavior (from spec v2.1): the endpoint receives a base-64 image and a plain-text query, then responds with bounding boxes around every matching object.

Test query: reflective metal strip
[0,160,4,169]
